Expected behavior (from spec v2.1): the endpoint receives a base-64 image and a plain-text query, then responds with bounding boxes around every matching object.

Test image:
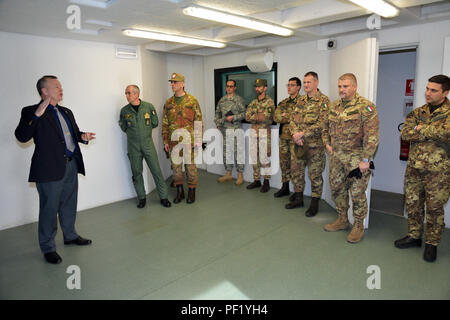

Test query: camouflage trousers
[279,138,293,183]
[250,129,271,180]
[405,166,449,246]
[221,129,244,172]
[170,145,199,188]
[329,153,370,221]
[290,145,326,197]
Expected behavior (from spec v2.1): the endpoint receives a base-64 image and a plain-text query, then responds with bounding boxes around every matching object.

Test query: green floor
[1,170,449,300]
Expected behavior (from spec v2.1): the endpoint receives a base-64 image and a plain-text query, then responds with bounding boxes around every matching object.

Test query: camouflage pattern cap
[255,79,267,87]
[169,73,185,82]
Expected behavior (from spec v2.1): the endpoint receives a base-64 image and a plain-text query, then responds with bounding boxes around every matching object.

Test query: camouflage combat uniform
[274,94,299,183]
[289,90,329,196]
[245,95,275,180]
[401,97,450,246]
[162,93,203,188]
[322,93,379,222]
[214,94,246,172]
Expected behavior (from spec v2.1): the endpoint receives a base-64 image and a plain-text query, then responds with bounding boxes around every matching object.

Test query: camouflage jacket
[162,93,203,147]
[245,95,275,131]
[322,93,379,167]
[214,94,246,129]
[289,90,330,147]
[401,97,449,171]
[274,94,300,140]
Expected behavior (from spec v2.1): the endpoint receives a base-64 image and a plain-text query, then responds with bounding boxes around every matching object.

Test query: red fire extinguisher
[398,123,409,161]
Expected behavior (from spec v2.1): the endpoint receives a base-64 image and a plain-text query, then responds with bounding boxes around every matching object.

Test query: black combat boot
[274,182,290,198]
[174,185,185,204]
[394,235,422,249]
[260,179,270,193]
[289,192,296,202]
[285,192,304,209]
[423,243,437,262]
[246,180,262,189]
[187,188,196,204]
[305,197,320,217]
[137,198,146,208]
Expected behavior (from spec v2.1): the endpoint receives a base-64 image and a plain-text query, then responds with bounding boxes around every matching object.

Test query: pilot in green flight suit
[119,85,171,208]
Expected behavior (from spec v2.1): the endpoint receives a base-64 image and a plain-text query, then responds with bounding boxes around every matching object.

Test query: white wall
[139,48,172,179]
[0,31,166,230]
[373,51,416,193]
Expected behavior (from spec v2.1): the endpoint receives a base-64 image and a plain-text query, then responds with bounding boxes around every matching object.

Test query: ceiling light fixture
[182,6,293,37]
[122,29,226,48]
[348,0,399,18]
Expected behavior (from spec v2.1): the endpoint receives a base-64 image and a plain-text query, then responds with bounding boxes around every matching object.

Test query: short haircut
[304,71,318,80]
[289,77,302,87]
[428,74,450,92]
[226,79,236,87]
[127,85,140,94]
[339,73,357,86]
[36,75,57,96]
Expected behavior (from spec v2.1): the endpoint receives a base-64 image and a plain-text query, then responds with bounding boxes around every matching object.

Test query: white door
[323,37,379,229]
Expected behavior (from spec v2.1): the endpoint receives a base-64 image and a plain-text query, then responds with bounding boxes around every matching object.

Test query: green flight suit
[119,100,168,200]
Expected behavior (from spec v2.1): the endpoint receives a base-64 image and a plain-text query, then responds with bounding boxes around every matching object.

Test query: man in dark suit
[15,75,96,264]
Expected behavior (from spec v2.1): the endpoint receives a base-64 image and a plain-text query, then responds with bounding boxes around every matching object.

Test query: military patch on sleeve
[366,105,373,112]
[323,103,328,109]
[152,110,156,116]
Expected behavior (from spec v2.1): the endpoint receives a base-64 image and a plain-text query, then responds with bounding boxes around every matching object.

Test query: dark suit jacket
[15,102,88,183]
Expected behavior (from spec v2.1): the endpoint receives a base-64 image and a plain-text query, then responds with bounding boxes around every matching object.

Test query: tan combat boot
[218,170,233,183]
[324,214,350,232]
[236,172,244,185]
[347,219,364,243]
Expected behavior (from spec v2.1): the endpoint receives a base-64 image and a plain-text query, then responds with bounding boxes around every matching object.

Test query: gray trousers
[36,159,79,254]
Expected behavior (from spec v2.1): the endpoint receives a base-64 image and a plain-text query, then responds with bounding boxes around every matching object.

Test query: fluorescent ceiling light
[183,6,293,37]
[70,0,116,9]
[70,29,100,35]
[348,0,399,18]
[122,29,226,48]
[85,19,113,27]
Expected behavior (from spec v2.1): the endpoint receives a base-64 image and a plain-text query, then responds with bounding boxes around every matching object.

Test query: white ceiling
[0,0,449,56]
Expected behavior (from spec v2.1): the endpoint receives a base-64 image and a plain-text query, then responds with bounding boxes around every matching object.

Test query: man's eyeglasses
[226,85,235,88]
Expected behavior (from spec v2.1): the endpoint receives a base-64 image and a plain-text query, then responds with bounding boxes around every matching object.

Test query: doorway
[370,47,417,216]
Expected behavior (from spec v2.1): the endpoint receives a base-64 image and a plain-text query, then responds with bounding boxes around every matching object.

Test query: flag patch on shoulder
[366,105,373,112]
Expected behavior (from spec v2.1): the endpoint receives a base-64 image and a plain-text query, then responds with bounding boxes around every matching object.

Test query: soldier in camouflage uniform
[394,74,450,262]
[273,77,301,199]
[214,80,246,185]
[288,72,329,215]
[245,79,275,193]
[322,73,379,244]
[162,73,203,204]
[119,85,171,209]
